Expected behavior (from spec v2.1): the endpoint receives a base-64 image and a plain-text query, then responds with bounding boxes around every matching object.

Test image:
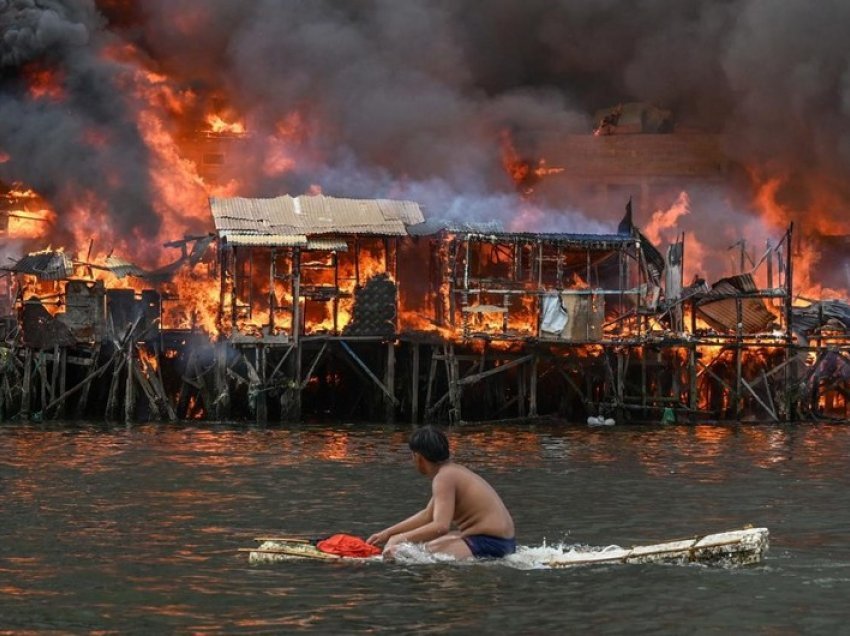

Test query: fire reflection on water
[1,422,848,632]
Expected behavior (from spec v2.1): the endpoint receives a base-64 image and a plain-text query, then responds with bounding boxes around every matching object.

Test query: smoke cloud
[2,0,850,273]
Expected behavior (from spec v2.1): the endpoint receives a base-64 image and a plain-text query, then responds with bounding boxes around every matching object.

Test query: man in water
[367,425,516,560]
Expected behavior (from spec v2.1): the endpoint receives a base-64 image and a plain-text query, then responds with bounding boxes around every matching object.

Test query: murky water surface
[2,422,849,634]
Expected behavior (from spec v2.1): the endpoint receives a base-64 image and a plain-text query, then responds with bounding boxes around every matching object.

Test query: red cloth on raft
[316,534,382,558]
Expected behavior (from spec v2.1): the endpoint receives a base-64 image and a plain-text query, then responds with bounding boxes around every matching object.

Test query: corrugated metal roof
[224,233,308,247]
[696,273,777,333]
[210,195,424,237]
[407,219,634,249]
[11,251,73,280]
[105,256,147,279]
[305,239,348,251]
[221,233,349,251]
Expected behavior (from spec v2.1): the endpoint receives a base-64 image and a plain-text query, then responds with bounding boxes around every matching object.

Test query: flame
[137,344,159,374]
[750,171,848,300]
[500,130,564,195]
[25,65,65,102]
[205,113,246,135]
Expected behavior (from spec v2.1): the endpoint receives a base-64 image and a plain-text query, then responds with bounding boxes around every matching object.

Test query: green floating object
[661,407,675,424]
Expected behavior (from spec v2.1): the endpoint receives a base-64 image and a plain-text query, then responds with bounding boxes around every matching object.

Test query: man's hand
[367,530,390,546]
[382,534,406,561]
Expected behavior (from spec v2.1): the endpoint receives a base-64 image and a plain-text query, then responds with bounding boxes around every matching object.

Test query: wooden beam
[457,354,533,386]
[338,340,399,406]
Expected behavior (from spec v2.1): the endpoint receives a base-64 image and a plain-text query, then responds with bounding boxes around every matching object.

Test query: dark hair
[409,425,450,463]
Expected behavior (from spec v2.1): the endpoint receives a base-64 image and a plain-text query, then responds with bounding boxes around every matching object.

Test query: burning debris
[500,131,565,195]
[593,103,674,136]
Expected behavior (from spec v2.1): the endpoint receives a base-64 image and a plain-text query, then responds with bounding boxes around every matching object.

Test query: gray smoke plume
[0,0,160,247]
[3,0,850,274]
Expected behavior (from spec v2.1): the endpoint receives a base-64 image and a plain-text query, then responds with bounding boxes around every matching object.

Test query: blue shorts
[463,534,517,559]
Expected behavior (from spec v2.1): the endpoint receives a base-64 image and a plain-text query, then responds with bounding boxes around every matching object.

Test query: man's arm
[384,472,455,546]
[367,499,434,545]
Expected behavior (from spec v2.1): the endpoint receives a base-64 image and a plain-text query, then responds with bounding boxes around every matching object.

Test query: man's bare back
[367,426,516,560]
[432,462,514,538]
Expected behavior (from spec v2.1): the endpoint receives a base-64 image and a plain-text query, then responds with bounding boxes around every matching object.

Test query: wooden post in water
[688,343,698,423]
[616,348,626,423]
[445,344,461,424]
[256,344,267,423]
[124,337,135,422]
[38,352,48,416]
[529,352,538,418]
[76,344,99,418]
[411,343,420,425]
[214,340,229,420]
[424,345,438,422]
[517,357,527,418]
[50,345,60,415]
[385,340,396,424]
[21,348,32,419]
[293,342,303,421]
[735,297,743,419]
[58,347,67,419]
[784,223,794,421]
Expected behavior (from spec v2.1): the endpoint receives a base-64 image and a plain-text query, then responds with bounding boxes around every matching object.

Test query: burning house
[4,2,850,425]
[211,194,424,341]
[0,191,847,425]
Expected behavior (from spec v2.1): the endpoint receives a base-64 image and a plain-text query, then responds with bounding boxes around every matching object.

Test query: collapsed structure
[0,192,847,425]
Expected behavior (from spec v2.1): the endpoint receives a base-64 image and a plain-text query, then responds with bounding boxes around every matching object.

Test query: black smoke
[3,0,850,255]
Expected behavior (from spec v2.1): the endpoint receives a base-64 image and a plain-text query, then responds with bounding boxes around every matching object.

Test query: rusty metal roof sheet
[696,273,778,333]
[210,195,424,237]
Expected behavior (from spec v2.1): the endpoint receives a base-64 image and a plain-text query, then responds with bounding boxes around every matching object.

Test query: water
[2,422,849,634]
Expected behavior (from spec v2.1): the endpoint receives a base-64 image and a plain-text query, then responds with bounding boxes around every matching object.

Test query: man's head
[409,425,450,469]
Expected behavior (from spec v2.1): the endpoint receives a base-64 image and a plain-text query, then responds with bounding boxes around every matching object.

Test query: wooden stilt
[49,345,60,415]
[21,348,31,419]
[529,352,538,417]
[132,360,163,420]
[385,341,396,424]
[735,298,743,419]
[256,344,267,423]
[214,340,229,420]
[514,359,525,418]
[124,338,135,423]
[339,340,399,407]
[76,344,100,418]
[57,347,67,419]
[424,348,438,421]
[106,356,125,421]
[293,343,303,420]
[38,351,49,416]
[176,350,195,418]
[688,344,698,423]
[411,343,420,425]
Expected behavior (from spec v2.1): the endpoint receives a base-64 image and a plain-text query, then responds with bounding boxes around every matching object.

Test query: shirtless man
[367,425,516,560]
